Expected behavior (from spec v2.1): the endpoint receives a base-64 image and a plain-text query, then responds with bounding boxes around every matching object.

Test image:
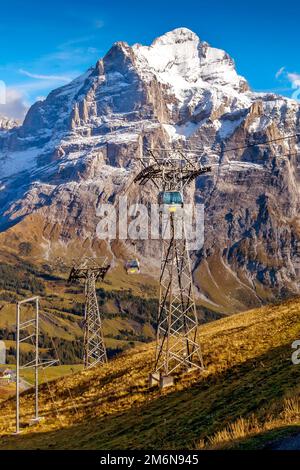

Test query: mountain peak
[152,27,200,46]
[131,27,247,105]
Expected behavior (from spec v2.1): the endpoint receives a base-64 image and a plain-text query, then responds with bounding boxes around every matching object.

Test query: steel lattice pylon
[68,258,110,369]
[15,297,58,433]
[156,213,204,376]
[134,149,211,386]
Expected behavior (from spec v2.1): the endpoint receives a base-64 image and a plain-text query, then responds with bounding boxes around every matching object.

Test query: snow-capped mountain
[0,116,19,131]
[0,28,299,312]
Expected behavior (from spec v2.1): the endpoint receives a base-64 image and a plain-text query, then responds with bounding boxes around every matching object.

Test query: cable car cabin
[126,259,140,274]
[158,191,183,212]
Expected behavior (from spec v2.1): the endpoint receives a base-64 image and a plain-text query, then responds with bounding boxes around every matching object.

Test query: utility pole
[68,258,110,369]
[134,149,211,388]
[15,296,57,434]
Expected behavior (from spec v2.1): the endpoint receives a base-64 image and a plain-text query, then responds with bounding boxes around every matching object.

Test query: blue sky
[0,0,299,119]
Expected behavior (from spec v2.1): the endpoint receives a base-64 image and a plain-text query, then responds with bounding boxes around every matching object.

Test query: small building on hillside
[0,367,14,382]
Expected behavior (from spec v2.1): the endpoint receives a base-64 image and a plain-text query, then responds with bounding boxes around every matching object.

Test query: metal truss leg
[83,271,107,369]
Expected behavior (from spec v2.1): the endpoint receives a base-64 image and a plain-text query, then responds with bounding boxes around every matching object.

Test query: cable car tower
[134,149,211,387]
[68,257,110,369]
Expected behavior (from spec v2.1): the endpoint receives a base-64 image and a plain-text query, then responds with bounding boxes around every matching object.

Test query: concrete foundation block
[160,374,174,389]
[149,372,160,387]
[29,417,43,426]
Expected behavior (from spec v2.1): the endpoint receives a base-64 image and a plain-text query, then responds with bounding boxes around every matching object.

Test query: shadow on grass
[224,425,300,450]
[1,341,300,450]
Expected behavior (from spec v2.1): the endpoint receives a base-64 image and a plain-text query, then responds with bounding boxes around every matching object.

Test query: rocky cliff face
[0,28,299,313]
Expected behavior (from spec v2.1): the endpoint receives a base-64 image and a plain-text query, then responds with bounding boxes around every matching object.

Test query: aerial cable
[183,133,300,155]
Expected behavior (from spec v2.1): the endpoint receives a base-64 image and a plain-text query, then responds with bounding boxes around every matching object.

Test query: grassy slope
[0,365,84,405]
[4,364,83,386]
[0,296,300,450]
[0,383,15,402]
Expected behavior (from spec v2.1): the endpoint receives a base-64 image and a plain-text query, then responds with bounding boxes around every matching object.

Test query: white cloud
[26,45,100,76]
[0,88,28,121]
[275,67,300,102]
[0,80,5,105]
[275,66,285,79]
[275,66,300,89]
[87,47,98,54]
[0,32,102,121]
[19,69,72,82]
[287,72,300,89]
[0,68,81,121]
[0,75,75,121]
[14,78,71,94]
[58,35,95,49]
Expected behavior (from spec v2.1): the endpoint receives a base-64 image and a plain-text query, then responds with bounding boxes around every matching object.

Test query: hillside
[0,253,223,364]
[0,296,300,450]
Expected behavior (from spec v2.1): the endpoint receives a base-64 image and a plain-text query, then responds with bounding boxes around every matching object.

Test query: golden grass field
[0,296,300,450]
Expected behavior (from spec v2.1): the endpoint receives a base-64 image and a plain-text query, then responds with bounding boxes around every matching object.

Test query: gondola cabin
[158,191,183,212]
[125,259,140,274]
